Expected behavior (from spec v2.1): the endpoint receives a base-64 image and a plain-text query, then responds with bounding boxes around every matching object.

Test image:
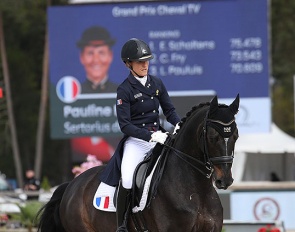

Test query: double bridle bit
[164,118,235,179]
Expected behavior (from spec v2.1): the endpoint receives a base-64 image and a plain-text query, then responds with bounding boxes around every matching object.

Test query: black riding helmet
[121,38,154,62]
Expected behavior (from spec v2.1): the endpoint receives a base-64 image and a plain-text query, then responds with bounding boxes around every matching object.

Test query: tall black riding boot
[116,184,131,232]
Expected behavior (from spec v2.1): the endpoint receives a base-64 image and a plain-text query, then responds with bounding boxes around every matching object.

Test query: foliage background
[0,0,294,186]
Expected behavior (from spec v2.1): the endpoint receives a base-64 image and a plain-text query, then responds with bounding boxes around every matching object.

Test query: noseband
[165,110,236,178]
[203,119,236,166]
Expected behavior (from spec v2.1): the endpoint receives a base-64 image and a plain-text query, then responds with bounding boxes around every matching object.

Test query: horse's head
[205,94,239,189]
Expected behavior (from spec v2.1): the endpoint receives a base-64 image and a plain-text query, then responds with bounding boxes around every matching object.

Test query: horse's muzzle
[213,165,234,189]
[214,177,233,190]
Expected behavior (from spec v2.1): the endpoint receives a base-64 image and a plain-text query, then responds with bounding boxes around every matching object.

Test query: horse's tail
[36,182,69,232]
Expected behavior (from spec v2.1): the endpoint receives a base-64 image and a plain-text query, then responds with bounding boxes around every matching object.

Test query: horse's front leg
[197,217,223,232]
[202,216,223,232]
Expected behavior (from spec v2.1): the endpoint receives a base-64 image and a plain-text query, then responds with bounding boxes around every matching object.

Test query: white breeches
[121,137,156,189]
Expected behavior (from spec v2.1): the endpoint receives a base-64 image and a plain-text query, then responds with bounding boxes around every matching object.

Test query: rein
[163,143,214,178]
[164,110,235,179]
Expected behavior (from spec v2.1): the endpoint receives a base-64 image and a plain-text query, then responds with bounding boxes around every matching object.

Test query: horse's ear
[229,94,240,115]
[209,95,219,116]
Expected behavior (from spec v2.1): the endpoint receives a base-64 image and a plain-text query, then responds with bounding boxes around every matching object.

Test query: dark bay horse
[37,94,239,232]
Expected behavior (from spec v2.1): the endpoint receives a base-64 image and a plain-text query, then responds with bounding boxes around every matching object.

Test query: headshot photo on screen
[76,25,118,94]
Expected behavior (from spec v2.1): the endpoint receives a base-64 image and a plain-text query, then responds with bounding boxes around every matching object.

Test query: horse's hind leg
[88,209,117,232]
[62,201,117,231]
[37,182,69,232]
[61,207,97,232]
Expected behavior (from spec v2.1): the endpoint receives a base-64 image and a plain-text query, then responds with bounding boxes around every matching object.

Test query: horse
[37,94,239,232]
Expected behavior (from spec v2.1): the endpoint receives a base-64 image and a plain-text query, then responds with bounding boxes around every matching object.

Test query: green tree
[271,0,295,136]
[0,0,70,187]
[0,11,23,187]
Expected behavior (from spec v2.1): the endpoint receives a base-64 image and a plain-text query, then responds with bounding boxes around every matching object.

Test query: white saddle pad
[93,156,161,213]
[93,182,116,212]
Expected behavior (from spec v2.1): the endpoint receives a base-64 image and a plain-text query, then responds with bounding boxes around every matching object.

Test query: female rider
[100,38,180,232]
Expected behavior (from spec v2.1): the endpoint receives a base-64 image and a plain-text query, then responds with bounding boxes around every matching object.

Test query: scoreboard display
[48,0,270,138]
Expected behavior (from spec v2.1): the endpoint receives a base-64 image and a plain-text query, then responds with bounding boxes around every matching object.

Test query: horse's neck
[164,149,213,190]
[167,116,214,191]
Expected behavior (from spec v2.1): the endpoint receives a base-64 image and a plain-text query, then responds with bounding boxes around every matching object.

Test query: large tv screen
[48,0,270,139]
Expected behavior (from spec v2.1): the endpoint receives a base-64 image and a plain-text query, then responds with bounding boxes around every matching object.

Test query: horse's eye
[207,128,219,142]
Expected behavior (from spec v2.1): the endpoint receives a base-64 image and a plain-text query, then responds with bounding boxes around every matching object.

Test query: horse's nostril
[215,177,234,190]
[215,180,223,188]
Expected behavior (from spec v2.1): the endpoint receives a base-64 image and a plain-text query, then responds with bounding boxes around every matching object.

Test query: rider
[100,38,180,232]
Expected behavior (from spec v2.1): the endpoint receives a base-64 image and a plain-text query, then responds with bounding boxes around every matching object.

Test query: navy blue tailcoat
[100,73,180,186]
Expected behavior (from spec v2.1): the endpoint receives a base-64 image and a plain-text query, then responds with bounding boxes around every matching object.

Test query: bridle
[164,110,236,179]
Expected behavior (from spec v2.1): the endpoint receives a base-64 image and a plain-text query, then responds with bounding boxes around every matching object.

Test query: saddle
[131,138,171,211]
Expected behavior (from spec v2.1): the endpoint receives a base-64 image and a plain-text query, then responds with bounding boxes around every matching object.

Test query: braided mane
[174,102,210,134]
